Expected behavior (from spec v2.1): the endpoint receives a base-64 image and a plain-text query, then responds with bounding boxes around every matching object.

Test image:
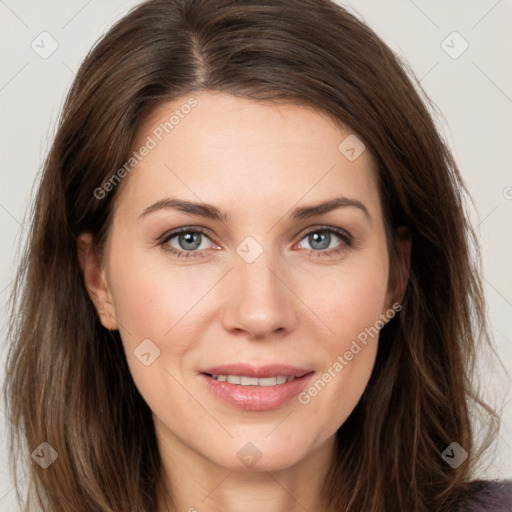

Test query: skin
[78,91,410,512]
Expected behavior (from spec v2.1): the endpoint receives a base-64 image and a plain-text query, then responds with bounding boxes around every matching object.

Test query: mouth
[198,364,315,411]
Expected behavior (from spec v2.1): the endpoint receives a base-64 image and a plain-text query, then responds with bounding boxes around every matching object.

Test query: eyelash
[157,225,353,259]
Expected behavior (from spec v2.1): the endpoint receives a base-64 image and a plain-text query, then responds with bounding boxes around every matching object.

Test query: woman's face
[82,91,398,472]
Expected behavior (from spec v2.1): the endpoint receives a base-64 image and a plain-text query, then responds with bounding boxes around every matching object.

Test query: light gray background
[1,0,511,509]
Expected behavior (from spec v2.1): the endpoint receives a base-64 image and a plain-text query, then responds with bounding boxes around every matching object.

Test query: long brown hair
[3,0,499,510]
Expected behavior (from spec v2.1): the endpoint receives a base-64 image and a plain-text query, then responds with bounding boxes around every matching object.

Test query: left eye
[296,228,350,252]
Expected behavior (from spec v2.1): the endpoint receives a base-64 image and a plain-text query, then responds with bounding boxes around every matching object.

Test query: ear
[77,232,119,330]
[386,225,411,309]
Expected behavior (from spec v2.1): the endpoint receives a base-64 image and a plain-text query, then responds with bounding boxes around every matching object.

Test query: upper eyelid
[300,225,351,240]
[161,225,351,247]
[161,225,219,244]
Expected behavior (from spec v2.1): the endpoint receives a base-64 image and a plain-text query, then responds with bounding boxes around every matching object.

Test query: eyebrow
[138,196,371,223]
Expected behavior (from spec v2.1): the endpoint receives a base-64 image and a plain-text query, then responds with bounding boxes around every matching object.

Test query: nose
[221,247,298,340]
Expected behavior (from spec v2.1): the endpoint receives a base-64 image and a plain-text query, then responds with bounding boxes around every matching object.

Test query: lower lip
[200,372,315,411]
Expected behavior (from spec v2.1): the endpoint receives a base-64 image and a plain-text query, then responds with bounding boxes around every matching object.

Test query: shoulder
[461,480,512,511]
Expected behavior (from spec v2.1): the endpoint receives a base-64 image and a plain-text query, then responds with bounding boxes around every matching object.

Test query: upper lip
[200,363,314,379]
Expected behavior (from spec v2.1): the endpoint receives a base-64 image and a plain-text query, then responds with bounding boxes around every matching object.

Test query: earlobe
[77,232,119,330]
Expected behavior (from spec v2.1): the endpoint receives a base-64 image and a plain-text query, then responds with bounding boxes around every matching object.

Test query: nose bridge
[235,236,283,302]
[221,235,296,337]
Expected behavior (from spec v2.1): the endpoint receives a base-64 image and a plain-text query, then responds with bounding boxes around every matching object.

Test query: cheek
[301,251,389,345]
[107,247,211,350]
[106,256,204,411]
[294,253,388,419]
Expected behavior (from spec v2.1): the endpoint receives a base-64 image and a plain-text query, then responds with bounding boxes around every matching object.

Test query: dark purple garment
[462,480,512,511]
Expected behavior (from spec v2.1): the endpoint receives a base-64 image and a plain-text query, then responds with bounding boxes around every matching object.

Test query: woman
[4,0,511,510]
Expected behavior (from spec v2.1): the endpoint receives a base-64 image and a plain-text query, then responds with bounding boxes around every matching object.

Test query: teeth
[210,374,296,386]
[258,377,279,386]
[241,376,259,386]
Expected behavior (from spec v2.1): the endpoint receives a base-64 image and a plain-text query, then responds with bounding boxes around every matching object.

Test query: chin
[200,435,315,472]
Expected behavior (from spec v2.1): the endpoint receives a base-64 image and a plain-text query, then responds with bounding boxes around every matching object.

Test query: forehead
[113,91,381,220]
